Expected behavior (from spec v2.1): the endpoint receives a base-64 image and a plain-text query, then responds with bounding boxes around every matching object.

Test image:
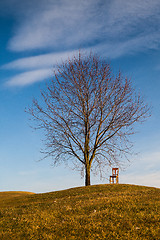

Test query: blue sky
[0,0,160,193]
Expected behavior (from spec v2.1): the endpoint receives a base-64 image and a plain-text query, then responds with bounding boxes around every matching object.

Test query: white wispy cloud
[2,0,160,87]
[4,0,160,54]
[2,49,89,86]
[6,68,52,86]
[1,49,86,70]
[106,0,160,37]
[3,30,160,87]
[96,32,160,59]
[7,0,99,51]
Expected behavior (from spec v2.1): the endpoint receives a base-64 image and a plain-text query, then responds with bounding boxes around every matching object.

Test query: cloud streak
[7,0,100,51]
[6,68,52,86]
[1,0,160,86]
[4,0,160,53]
[2,49,89,86]
[1,49,86,70]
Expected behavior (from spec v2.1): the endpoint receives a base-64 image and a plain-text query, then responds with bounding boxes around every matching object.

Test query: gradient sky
[0,0,160,193]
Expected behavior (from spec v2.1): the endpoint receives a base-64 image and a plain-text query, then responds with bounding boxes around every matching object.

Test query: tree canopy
[28,52,150,186]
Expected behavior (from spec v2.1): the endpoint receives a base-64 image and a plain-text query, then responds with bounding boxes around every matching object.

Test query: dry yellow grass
[0,184,160,239]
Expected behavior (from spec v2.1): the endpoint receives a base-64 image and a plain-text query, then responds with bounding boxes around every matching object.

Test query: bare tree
[27,52,150,186]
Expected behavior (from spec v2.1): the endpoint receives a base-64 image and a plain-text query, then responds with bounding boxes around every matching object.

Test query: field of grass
[0,184,159,239]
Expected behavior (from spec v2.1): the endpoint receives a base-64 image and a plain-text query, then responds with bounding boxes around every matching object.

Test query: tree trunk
[85,166,91,186]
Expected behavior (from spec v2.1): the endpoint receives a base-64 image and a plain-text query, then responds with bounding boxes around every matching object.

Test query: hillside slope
[0,184,160,239]
[0,191,35,208]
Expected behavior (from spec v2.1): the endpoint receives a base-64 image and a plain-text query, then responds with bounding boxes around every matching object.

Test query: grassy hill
[0,184,159,239]
[0,191,34,202]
